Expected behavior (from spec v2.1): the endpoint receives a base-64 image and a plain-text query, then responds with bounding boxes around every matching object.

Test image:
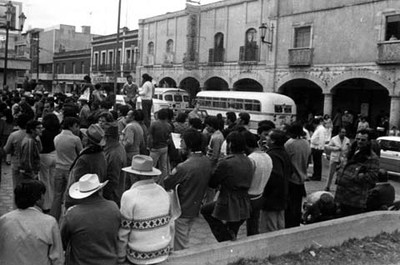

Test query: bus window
[284,105,292,113]
[165,95,173,101]
[183,95,189,102]
[275,105,283,113]
[174,95,183,102]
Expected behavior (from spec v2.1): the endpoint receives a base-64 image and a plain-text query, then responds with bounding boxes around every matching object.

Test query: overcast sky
[23,0,220,35]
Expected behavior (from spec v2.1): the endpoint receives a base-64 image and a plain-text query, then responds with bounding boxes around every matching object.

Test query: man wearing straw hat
[61,173,120,265]
[118,155,172,265]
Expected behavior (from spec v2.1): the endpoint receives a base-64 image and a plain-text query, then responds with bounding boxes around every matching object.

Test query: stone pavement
[1,159,400,250]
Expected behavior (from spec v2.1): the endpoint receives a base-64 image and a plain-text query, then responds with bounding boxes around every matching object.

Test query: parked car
[377,136,400,176]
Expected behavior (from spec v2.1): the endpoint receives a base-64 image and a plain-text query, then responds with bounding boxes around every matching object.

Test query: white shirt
[248,150,272,196]
[325,135,350,163]
[310,124,327,150]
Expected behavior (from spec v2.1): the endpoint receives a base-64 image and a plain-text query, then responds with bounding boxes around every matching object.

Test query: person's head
[188,117,203,131]
[204,116,219,133]
[338,127,346,139]
[378,169,389,182]
[118,104,130,117]
[286,122,305,139]
[226,131,246,153]
[237,112,250,126]
[126,75,133,84]
[181,128,203,153]
[43,101,55,114]
[83,75,91,83]
[266,129,287,147]
[175,112,188,123]
[82,123,106,147]
[257,124,273,142]
[94,83,102,91]
[97,111,114,129]
[355,129,370,149]
[14,180,46,209]
[42,113,60,132]
[26,120,43,137]
[133,109,145,122]
[62,116,80,135]
[103,121,119,141]
[242,130,258,155]
[142,73,152,83]
[258,120,275,130]
[16,113,31,129]
[226,111,237,126]
[157,108,169,121]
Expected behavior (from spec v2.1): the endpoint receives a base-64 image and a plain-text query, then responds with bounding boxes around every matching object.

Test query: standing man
[164,129,212,250]
[118,155,172,264]
[122,75,138,110]
[201,131,253,242]
[4,113,30,189]
[103,121,127,206]
[148,108,172,186]
[335,129,379,216]
[19,120,43,180]
[121,110,145,164]
[308,117,327,181]
[260,129,291,233]
[50,117,83,221]
[0,180,64,265]
[61,174,120,265]
[284,122,311,228]
[138,73,154,127]
[324,127,350,192]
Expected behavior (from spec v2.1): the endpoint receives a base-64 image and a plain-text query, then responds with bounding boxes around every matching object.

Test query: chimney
[81,26,91,34]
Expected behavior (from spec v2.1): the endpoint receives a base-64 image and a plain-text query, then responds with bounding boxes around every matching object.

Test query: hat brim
[81,129,106,146]
[122,166,161,176]
[69,180,109,199]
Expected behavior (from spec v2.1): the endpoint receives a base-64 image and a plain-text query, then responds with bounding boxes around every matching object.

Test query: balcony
[98,64,115,71]
[162,52,174,67]
[122,63,136,72]
[239,46,259,65]
[208,48,225,66]
[288,48,313,67]
[377,41,400,64]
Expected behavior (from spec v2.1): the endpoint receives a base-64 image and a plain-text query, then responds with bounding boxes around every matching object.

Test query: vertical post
[113,0,122,111]
[36,32,40,82]
[323,93,333,117]
[3,25,9,87]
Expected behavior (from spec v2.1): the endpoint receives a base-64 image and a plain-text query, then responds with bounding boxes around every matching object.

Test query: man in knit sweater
[118,155,172,264]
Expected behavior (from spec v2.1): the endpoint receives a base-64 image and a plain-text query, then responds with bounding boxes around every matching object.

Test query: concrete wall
[162,212,400,265]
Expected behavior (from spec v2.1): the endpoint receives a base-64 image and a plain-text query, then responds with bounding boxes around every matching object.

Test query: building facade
[90,28,138,91]
[137,0,400,128]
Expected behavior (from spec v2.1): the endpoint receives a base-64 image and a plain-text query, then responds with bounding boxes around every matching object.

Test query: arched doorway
[279,78,323,123]
[332,78,390,129]
[204,77,229,91]
[233,78,263,91]
[179,77,200,107]
[158,77,177,88]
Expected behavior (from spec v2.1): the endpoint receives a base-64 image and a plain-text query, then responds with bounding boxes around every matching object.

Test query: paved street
[1,158,400,249]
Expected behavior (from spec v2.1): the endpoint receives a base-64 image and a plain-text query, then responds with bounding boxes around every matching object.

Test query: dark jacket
[209,153,253,222]
[262,144,291,211]
[366,182,395,211]
[164,153,212,218]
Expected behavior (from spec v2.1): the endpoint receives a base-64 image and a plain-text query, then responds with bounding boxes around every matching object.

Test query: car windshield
[379,139,400,152]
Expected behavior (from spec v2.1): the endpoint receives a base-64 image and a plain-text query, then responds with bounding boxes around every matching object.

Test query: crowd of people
[0,74,397,264]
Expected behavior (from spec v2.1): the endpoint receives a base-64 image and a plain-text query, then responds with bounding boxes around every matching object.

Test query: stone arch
[231,72,267,91]
[158,77,177,88]
[233,78,263,92]
[277,72,326,93]
[328,71,394,95]
[204,76,229,91]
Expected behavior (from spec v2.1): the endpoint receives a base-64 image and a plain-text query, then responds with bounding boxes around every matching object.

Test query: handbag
[168,184,181,221]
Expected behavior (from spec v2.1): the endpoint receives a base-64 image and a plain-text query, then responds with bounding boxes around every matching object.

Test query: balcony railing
[98,64,115,71]
[288,48,313,66]
[377,41,400,64]
[208,48,225,66]
[239,46,259,65]
[122,63,136,71]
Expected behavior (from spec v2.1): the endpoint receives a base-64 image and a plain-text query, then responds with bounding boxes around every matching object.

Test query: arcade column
[323,93,333,117]
[389,95,400,128]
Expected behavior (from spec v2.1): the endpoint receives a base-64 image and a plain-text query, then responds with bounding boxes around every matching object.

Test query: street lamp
[259,22,274,51]
[2,1,26,87]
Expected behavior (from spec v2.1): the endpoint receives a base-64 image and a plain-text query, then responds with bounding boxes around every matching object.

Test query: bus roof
[155,88,188,94]
[196,91,295,104]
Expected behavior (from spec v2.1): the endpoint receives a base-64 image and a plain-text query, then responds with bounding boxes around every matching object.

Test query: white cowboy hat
[69,174,109,199]
[122,155,161,176]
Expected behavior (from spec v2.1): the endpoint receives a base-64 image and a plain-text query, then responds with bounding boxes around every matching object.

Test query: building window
[62,63,66,74]
[148,42,154,55]
[386,15,400,41]
[101,52,106,64]
[117,49,121,64]
[126,49,131,63]
[244,28,258,61]
[81,62,85,73]
[133,47,139,64]
[56,64,59,74]
[166,39,174,53]
[94,52,99,65]
[294,26,311,48]
[108,51,113,65]
[214,33,224,62]
[72,62,76,74]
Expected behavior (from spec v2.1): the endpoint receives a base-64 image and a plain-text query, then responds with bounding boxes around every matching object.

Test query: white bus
[196,91,296,130]
[153,88,190,110]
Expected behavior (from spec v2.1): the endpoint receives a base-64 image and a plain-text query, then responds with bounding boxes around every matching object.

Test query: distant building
[90,27,138,92]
